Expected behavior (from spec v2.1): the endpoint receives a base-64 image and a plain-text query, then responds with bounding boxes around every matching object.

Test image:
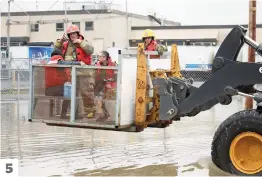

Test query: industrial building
[1,9,262,53]
[1,9,179,53]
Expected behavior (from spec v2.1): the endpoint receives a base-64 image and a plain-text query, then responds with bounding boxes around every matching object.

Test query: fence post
[28,60,33,121]
[70,66,76,123]
[8,52,12,90]
[17,68,20,119]
[114,50,122,127]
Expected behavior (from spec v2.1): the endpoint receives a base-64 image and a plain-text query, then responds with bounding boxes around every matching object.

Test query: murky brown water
[1,96,248,176]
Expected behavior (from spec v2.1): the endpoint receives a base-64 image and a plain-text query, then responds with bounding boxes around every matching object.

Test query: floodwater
[0,95,248,176]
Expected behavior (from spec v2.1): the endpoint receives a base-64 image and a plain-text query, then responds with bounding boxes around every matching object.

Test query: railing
[29,51,123,128]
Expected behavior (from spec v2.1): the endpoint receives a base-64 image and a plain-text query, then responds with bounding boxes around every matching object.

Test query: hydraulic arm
[153,25,262,121]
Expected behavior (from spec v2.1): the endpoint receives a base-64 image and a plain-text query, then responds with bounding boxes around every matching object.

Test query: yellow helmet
[142,29,155,39]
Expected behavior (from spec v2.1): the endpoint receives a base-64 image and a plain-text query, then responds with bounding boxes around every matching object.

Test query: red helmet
[66,24,80,35]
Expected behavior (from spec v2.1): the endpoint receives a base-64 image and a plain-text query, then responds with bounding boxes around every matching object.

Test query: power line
[96,0,114,19]
[13,1,30,16]
[8,15,123,25]
[38,0,60,21]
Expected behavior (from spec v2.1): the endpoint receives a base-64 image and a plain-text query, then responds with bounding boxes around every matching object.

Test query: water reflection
[1,96,248,176]
[74,164,178,176]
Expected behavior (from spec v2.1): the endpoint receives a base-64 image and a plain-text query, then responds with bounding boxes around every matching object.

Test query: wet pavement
[0,96,248,176]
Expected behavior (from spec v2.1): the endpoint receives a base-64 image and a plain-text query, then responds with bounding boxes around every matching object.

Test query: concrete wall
[2,12,262,50]
[0,14,166,39]
[1,13,120,41]
[1,13,168,52]
[130,28,262,44]
[1,16,31,37]
[130,28,219,40]
[217,28,262,44]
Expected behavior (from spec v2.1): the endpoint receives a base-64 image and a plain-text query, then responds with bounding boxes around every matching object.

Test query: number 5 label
[0,159,18,177]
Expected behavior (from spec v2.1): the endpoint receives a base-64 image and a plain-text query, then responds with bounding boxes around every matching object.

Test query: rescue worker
[54,24,94,64]
[94,51,117,122]
[142,29,167,58]
[54,24,95,118]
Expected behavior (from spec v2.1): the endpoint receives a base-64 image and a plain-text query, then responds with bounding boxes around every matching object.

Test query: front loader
[139,25,262,176]
[30,25,262,176]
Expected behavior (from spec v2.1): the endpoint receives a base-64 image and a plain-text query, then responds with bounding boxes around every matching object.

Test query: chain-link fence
[1,58,32,120]
[1,58,31,101]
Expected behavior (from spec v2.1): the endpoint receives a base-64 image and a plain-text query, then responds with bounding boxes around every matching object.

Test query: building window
[31,24,39,32]
[85,21,94,31]
[184,40,193,46]
[56,23,64,31]
[72,22,80,30]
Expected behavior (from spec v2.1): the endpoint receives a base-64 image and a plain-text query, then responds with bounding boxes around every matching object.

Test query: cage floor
[33,115,115,125]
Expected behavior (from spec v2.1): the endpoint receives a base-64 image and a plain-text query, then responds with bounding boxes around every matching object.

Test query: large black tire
[211,109,262,176]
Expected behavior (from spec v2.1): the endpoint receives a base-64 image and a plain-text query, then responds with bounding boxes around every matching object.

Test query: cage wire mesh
[1,57,211,120]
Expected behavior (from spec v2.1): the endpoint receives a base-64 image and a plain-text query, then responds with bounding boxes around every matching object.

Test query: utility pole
[64,0,68,32]
[125,0,129,48]
[7,0,11,59]
[7,0,12,84]
[36,0,38,10]
[245,0,256,109]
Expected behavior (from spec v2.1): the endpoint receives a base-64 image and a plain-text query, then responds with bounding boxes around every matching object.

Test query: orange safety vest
[62,35,92,65]
[95,58,117,98]
[145,40,161,59]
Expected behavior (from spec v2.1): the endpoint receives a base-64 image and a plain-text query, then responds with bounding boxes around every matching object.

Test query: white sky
[0,0,262,25]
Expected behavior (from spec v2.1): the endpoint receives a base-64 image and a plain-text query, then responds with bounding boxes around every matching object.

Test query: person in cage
[94,51,118,122]
[142,29,167,58]
[54,24,94,64]
[54,24,96,118]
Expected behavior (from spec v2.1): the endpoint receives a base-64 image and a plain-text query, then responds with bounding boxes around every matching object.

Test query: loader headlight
[167,109,175,115]
[169,85,173,93]
[254,84,262,92]
[166,79,174,94]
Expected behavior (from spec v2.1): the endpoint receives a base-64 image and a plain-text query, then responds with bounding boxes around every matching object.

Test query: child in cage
[94,51,117,122]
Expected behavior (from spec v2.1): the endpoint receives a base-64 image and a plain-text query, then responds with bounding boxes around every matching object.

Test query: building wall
[1,13,120,40]
[129,17,160,27]
[130,28,218,40]
[130,28,262,44]
[1,16,31,37]
[1,13,167,51]
[217,28,262,43]
[2,12,262,50]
